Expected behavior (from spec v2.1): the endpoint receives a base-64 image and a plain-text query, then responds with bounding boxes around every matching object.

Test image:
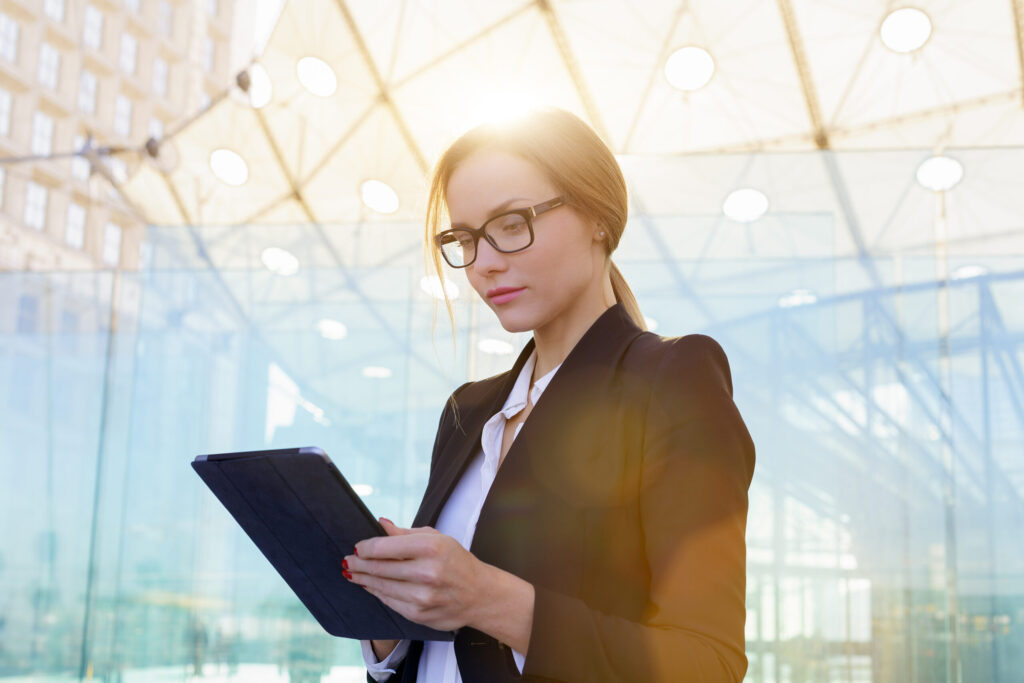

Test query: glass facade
[1,151,1023,682]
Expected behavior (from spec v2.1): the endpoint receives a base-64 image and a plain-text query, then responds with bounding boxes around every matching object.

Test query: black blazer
[370,302,755,683]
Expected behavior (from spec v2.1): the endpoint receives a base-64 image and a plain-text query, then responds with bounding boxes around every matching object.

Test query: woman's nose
[472,236,507,273]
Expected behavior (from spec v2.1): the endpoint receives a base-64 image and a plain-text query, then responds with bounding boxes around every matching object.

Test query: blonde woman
[342,107,755,682]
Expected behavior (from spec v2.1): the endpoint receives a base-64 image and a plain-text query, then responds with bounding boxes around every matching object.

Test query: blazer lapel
[469,303,644,559]
[412,338,536,529]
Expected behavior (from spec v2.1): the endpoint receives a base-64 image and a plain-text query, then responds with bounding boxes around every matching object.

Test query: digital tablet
[191,446,456,641]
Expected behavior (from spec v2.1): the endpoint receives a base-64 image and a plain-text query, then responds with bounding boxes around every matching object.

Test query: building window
[103,222,122,266]
[148,117,163,140]
[24,181,48,230]
[72,134,91,180]
[119,33,137,74]
[38,42,60,90]
[201,37,214,72]
[83,5,103,50]
[0,87,11,137]
[0,12,18,64]
[44,0,66,23]
[17,294,39,334]
[152,57,168,96]
[31,111,54,156]
[78,70,97,113]
[139,240,153,269]
[107,157,127,183]
[157,2,173,37]
[66,202,86,249]
[113,95,132,137]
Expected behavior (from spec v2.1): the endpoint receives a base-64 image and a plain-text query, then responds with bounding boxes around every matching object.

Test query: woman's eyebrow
[451,197,528,228]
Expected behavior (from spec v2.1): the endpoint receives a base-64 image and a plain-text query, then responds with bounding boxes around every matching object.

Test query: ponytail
[609,260,646,331]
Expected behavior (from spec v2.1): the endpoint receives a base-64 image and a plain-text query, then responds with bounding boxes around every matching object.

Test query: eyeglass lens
[439,212,532,266]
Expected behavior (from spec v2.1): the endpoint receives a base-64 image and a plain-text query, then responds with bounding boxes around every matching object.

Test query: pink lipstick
[487,287,526,304]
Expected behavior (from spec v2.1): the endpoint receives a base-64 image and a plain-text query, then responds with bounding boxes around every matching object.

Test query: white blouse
[362,348,562,682]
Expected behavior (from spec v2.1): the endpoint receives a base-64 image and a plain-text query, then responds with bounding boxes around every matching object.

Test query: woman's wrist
[467,563,535,654]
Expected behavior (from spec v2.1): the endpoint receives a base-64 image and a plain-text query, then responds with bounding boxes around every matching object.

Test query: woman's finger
[355,531,444,561]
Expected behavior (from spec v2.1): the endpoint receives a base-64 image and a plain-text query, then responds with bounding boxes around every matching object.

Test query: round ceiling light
[248,63,272,108]
[419,275,460,300]
[478,338,514,355]
[296,56,337,97]
[778,288,818,308]
[722,188,769,222]
[360,179,400,214]
[664,46,715,92]
[362,366,392,379]
[260,247,299,276]
[317,318,348,340]
[951,264,990,280]
[916,155,963,191]
[209,148,248,186]
[880,8,932,53]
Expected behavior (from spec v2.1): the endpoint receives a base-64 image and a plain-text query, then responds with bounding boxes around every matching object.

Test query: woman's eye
[501,219,527,233]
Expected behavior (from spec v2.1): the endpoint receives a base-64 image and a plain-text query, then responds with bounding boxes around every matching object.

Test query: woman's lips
[488,287,526,304]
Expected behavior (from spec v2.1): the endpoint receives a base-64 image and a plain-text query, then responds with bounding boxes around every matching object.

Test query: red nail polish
[342,559,349,570]
[343,569,353,580]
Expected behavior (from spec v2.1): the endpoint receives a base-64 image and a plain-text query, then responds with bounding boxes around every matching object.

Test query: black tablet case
[192,446,456,641]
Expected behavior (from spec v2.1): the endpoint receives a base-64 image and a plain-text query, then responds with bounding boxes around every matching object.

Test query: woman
[341,107,755,682]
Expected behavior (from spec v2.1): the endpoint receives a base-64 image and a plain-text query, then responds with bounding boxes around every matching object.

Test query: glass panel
[2,150,1023,681]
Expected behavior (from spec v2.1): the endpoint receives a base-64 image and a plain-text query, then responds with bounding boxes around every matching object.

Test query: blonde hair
[424,106,645,336]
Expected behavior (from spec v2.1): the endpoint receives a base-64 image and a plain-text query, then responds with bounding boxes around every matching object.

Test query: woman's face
[445,150,607,334]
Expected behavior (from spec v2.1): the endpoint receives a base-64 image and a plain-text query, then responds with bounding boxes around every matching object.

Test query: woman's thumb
[379,517,411,536]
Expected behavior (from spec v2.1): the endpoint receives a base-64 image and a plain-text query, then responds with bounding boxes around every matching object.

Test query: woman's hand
[343,518,491,633]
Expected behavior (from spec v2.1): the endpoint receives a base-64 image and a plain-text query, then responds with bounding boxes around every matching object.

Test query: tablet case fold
[192,446,456,641]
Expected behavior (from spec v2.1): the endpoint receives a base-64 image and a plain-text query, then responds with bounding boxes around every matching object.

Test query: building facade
[0,0,236,271]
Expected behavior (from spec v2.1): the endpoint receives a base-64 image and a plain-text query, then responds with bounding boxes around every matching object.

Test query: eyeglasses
[434,196,566,268]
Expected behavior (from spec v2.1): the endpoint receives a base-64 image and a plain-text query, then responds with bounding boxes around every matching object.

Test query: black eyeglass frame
[434,196,566,268]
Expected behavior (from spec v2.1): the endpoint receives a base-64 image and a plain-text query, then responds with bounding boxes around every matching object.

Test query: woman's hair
[424,106,646,334]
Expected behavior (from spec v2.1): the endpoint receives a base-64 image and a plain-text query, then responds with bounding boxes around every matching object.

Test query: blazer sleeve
[522,334,755,683]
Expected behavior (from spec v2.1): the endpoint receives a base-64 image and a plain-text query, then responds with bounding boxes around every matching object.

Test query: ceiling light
[419,275,460,300]
[362,366,392,379]
[261,247,298,276]
[722,188,769,222]
[778,288,817,308]
[478,338,514,355]
[951,265,990,280]
[352,483,374,496]
[296,56,337,97]
[644,316,659,332]
[880,8,932,53]
[209,148,248,186]
[248,63,272,108]
[360,179,399,214]
[916,155,964,191]
[317,318,348,340]
[664,46,715,92]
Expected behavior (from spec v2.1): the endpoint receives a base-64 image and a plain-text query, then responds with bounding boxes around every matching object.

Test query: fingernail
[342,559,349,570]
[343,569,353,580]
[354,547,359,556]
[380,517,393,526]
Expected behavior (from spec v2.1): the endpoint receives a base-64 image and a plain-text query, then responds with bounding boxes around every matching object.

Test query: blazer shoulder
[626,331,732,392]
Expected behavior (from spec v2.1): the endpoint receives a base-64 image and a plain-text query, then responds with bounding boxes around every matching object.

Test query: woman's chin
[492,308,537,334]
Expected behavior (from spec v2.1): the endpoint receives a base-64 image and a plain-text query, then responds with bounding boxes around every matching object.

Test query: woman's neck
[531,298,615,379]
